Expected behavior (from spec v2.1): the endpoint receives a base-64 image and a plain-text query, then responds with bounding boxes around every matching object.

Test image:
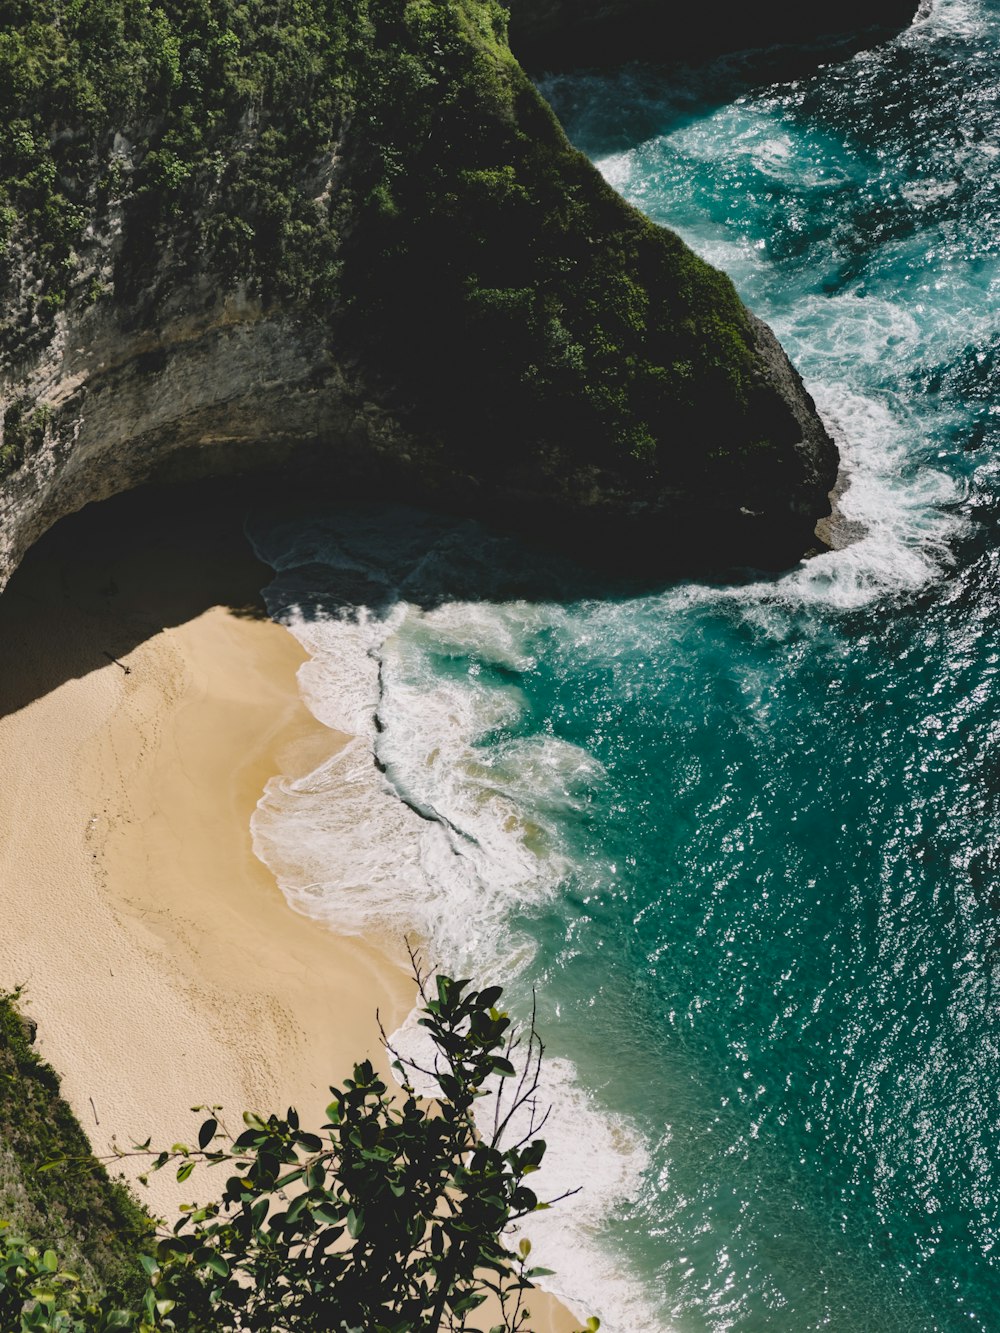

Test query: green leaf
[198,1117,218,1149]
[156,1238,188,1262]
[286,1194,311,1223]
[346,1208,364,1239]
[520,1139,546,1169]
[176,1160,195,1182]
[451,1290,488,1314]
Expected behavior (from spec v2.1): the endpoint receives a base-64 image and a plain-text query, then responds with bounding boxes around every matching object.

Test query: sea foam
[248,508,661,1328]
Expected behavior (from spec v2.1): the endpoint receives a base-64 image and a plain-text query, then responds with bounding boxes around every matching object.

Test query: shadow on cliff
[534,10,924,159]
[521,7,920,142]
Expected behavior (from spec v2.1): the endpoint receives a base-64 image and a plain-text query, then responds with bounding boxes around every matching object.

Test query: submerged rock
[0,0,837,587]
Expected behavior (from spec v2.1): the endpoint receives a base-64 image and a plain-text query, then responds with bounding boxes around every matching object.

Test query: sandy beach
[0,482,579,1332]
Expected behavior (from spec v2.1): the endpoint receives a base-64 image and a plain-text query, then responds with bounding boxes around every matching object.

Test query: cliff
[0,0,838,589]
[507,0,921,71]
[0,992,149,1301]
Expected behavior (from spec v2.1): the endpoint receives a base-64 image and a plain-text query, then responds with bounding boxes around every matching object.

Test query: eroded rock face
[0,286,411,587]
[507,0,921,70]
[0,1,839,591]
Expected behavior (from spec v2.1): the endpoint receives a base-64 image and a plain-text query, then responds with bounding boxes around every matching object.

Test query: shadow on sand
[0,469,779,722]
[0,478,271,720]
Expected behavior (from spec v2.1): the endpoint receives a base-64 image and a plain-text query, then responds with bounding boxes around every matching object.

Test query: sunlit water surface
[249,3,1000,1326]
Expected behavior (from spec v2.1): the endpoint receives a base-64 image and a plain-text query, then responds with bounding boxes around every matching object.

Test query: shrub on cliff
[0,992,151,1306]
[2,968,594,1332]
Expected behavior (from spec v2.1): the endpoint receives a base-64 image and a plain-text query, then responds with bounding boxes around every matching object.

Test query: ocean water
[248,2,1000,1327]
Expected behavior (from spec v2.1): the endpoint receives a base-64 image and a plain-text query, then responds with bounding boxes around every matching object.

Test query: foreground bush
[3,965,596,1332]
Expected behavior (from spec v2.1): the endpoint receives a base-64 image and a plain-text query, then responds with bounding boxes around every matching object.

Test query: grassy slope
[0,993,151,1303]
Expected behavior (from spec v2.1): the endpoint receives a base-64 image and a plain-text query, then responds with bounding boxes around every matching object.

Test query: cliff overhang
[0,0,840,590]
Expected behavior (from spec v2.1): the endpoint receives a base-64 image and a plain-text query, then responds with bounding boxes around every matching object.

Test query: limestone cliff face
[507,0,921,70]
[0,289,389,586]
[0,0,838,591]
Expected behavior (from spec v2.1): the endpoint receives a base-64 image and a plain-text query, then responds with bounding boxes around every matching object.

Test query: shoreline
[0,483,579,1331]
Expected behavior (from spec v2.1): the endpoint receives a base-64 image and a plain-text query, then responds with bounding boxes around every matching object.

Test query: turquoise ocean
[247,2,1000,1326]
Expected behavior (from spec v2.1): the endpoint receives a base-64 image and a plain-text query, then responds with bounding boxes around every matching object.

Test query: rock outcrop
[507,0,921,71]
[0,0,838,590]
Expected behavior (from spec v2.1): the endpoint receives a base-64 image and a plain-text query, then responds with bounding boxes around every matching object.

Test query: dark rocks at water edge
[507,0,922,71]
[0,0,837,590]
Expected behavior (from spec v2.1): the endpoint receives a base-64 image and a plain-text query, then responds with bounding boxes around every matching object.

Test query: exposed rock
[0,1,838,590]
[507,0,922,71]
[0,288,402,588]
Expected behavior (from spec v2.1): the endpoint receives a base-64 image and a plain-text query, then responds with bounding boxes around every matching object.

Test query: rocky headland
[0,0,844,591]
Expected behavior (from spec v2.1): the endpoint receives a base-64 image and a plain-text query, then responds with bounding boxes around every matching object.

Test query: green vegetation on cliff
[0,993,151,1302]
[0,0,816,517]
